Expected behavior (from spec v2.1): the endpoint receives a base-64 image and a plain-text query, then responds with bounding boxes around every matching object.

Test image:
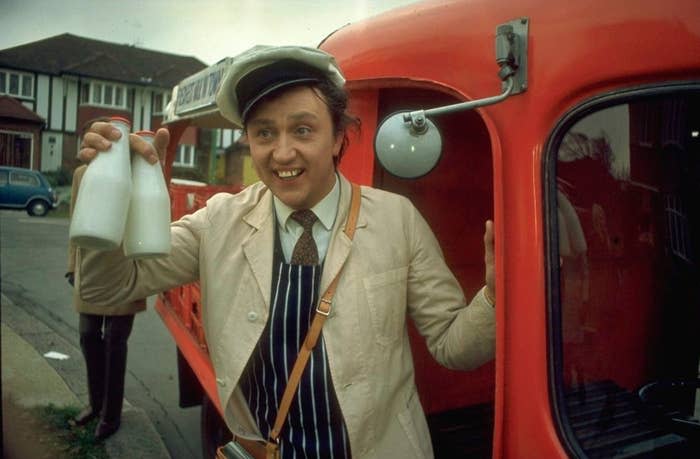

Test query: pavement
[1,292,171,458]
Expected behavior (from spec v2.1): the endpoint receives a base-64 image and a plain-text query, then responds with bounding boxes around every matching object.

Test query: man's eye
[296,126,312,136]
[256,129,273,139]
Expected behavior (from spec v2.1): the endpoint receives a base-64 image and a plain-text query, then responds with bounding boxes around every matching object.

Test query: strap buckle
[267,436,280,446]
[316,298,331,316]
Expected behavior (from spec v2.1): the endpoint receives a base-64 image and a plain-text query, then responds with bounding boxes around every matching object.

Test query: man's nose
[272,133,296,162]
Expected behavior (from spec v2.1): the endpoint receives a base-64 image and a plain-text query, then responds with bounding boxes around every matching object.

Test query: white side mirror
[374,111,443,178]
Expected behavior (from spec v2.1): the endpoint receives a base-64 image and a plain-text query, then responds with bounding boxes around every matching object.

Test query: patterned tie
[290,209,319,265]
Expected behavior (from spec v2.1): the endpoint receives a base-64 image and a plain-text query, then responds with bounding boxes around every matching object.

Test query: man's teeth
[278,169,302,178]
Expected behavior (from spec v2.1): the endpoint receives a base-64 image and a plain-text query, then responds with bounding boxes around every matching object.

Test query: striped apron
[240,240,351,458]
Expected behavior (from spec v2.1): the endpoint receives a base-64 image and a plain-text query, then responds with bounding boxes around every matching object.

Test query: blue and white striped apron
[240,242,351,458]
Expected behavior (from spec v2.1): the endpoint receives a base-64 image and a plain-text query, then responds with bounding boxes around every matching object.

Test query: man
[67,162,146,441]
[77,45,496,458]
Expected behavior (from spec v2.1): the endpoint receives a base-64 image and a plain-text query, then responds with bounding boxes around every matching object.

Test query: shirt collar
[273,174,339,232]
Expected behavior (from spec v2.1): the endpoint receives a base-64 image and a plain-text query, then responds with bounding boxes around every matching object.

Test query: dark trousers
[79,313,134,423]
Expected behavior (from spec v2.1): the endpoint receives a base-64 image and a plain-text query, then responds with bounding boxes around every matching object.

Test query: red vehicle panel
[158,0,700,457]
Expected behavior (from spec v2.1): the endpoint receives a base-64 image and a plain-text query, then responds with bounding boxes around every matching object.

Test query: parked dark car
[0,166,58,216]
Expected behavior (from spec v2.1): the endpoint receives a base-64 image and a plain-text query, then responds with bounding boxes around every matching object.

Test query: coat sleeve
[405,203,496,371]
[77,203,209,307]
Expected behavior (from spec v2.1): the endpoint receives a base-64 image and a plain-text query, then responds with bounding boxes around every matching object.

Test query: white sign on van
[172,58,232,116]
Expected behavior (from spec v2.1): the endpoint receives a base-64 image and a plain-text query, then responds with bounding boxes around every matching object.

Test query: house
[0,95,44,168]
[0,33,241,182]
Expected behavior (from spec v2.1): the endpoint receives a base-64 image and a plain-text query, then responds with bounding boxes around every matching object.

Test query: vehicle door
[546,85,700,458]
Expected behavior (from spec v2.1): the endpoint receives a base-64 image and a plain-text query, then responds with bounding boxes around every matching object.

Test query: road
[0,209,203,459]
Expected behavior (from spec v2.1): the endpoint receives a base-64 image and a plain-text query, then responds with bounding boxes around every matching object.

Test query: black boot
[94,418,121,441]
[73,319,105,427]
[71,407,99,427]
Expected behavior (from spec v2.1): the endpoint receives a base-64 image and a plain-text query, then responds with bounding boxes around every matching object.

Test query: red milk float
[156,0,700,457]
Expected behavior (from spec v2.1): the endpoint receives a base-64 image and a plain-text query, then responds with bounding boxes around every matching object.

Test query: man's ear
[332,132,343,158]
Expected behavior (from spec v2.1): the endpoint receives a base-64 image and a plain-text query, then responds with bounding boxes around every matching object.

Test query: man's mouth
[276,169,303,179]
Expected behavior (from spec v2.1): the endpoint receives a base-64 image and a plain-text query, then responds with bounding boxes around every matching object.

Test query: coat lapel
[320,175,367,295]
[242,189,275,308]
[239,176,366,307]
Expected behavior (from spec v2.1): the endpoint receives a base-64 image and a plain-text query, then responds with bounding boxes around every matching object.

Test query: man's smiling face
[246,85,342,210]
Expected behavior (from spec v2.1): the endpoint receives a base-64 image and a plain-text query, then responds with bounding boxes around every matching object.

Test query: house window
[0,69,34,99]
[104,85,113,105]
[174,144,195,167]
[21,75,32,97]
[80,80,128,109]
[81,83,89,103]
[153,91,171,115]
[92,83,102,104]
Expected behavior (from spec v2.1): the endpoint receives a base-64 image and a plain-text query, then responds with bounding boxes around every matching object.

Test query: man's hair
[243,78,360,165]
[313,78,360,165]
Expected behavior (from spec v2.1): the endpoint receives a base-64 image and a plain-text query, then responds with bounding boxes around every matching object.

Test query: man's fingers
[128,133,158,164]
[88,121,122,141]
[484,220,495,259]
[81,132,112,150]
[484,219,496,304]
[78,122,168,165]
[153,128,170,161]
[78,147,98,163]
[77,121,122,162]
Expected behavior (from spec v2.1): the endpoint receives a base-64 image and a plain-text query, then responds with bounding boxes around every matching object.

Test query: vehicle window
[0,170,8,186]
[549,90,700,458]
[10,171,40,187]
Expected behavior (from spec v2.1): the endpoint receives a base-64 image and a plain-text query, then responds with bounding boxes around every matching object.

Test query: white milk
[123,132,171,258]
[69,117,132,250]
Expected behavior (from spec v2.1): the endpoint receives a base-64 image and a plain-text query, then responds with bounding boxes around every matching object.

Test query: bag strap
[268,182,361,445]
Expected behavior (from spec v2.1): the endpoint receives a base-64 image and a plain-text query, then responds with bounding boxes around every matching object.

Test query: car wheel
[27,200,48,217]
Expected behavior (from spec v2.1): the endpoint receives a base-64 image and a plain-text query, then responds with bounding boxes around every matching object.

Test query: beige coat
[69,165,146,315]
[79,174,495,458]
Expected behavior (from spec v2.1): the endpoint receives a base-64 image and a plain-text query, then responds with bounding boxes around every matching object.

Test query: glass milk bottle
[69,116,132,250]
[123,131,171,258]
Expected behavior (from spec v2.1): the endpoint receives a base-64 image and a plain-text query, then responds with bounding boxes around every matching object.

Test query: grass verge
[2,396,108,459]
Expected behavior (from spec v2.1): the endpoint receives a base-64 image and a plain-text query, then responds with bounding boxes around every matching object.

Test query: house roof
[0,33,207,89]
[0,95,45,124]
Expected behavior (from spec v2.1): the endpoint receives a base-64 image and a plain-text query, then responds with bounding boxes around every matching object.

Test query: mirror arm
[374,17,528,178]
[402,17,528,133]
[403,77,515,129]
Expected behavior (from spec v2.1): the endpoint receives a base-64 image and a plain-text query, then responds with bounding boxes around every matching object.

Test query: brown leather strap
[268,183,361,443]
[343,183,362,239]
[265,441,280,459]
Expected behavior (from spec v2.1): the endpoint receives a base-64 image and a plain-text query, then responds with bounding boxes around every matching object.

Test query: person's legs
[94,314,134,440]
[73,313,106,425]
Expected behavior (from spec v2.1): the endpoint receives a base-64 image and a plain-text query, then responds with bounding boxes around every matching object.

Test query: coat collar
[240,174,366,306]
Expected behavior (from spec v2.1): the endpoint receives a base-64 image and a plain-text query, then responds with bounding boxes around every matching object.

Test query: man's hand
[484,220,495,305]
[77,121,170,165]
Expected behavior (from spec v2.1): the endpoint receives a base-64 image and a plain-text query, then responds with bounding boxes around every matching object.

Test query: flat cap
[216,45,346,127]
